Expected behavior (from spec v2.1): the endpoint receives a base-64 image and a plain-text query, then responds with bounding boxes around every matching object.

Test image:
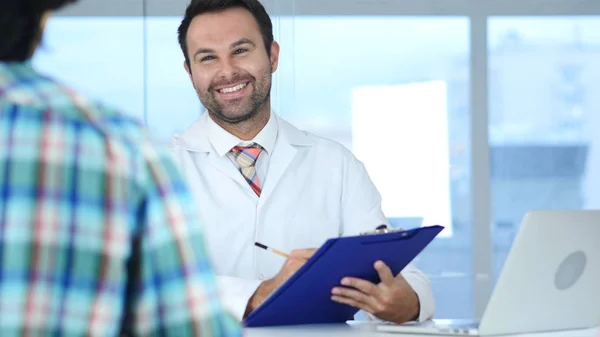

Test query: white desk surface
[244,321,600,337]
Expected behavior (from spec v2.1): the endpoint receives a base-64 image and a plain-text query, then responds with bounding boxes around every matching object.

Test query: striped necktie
[230,143,263,196]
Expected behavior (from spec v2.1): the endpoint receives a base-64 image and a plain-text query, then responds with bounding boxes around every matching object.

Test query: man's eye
[234,49,247,55]
[201,55,215,62]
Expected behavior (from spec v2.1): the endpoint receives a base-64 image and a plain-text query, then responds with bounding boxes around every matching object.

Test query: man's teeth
[219,83,247,93]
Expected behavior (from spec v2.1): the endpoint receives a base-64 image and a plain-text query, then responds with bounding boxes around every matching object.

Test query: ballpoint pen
[254,242,289,258]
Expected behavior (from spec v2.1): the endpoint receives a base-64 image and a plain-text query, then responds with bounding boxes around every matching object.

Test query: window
[146,17,202,142]
[271,16,473,318]
[146,15,473,318]
[33,17,145,122]
[38,13,473,319]
[488,17,600,283]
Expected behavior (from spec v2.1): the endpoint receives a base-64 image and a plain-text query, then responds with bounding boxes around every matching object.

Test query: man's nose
[216,58,239,79]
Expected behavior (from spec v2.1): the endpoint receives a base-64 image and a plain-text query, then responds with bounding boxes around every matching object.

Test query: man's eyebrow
[193,48,215,58]
[193,39,255,58]
[230,38,256,49]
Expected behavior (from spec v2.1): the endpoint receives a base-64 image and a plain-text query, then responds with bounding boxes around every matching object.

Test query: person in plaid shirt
[0,1,242,336]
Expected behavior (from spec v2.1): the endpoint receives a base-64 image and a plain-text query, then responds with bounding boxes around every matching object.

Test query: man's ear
[269,41,280,73]
[32,11,53,55]
[40,11,52,30]
[184,60,192,80]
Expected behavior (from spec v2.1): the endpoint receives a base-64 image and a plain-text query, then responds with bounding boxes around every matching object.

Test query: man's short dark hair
[177,0,274,68]
[0,0,77,62]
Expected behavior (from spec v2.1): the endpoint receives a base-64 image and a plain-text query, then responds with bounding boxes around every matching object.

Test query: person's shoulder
[4,69,148,150]
[50,81,152,150]
[278,117,358,162]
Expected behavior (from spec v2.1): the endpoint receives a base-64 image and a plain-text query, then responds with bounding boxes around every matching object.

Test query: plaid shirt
[0,61,242,337]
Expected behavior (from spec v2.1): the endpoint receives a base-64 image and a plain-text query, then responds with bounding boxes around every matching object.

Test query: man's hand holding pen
[244,247,317,317]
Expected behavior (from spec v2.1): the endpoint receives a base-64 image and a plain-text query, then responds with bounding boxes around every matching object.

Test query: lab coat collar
[206,110,278,157]
[172,111,313,153]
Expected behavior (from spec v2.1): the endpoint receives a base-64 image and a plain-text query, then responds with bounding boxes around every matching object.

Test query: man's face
[184,7,279,124]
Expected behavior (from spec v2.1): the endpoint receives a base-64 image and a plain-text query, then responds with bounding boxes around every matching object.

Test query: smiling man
[171,0,435,324]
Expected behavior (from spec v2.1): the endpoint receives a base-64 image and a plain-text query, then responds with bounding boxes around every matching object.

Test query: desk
[244,321,600,337]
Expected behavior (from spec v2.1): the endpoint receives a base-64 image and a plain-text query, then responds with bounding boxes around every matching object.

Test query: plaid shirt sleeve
[129,142,242,336]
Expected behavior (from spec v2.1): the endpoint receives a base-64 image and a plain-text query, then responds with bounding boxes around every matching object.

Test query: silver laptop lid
[479,210,600,336]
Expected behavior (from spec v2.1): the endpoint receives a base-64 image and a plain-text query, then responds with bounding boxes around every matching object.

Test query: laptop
[377,210,600,336]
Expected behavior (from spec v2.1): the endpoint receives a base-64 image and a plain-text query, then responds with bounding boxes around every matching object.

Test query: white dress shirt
[170,111,435,323]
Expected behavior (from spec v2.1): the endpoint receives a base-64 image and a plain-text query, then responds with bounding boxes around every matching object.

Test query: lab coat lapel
[206,151,258,199]
[174,114,258,199]
[259,116,313,205]
[259,139,297,205]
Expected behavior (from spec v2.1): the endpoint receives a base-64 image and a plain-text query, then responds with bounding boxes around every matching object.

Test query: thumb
[375,260,395,284]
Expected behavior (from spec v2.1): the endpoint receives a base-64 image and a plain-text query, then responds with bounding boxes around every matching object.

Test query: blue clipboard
[244,225,444,327]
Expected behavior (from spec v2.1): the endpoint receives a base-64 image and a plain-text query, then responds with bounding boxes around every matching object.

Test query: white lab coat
[169,112,435,322]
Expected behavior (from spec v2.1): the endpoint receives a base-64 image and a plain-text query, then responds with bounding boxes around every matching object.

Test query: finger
[331,286,375,307]
[283,257,307,271]
[276,258,307,284]
[340,277,379,296]
[289,248,318,259]
[331,295,375,314]
[374,260,395,284]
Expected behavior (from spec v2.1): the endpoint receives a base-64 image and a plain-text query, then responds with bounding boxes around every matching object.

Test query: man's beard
[196,67,272,125]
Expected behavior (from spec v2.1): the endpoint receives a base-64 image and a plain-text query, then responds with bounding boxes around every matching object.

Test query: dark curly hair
[0,0,78,61]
